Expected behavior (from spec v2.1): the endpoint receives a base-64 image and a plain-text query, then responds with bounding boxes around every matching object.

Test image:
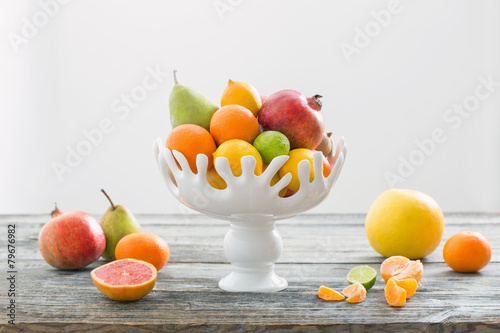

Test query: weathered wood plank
[7,214,500,264]
[9,261,500,328]
[0,214,499,332]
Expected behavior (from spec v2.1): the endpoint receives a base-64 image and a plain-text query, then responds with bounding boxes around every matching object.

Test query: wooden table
[1,213,499,332]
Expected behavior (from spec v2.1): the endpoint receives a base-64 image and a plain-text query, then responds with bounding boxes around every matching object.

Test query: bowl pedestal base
[218,219,287,292]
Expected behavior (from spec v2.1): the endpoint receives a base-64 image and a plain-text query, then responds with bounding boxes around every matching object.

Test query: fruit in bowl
[210,105,260,146]
[169,71,219,131]
[164,71,337,195]
[214,139,263,177]
[165,124,217,173]
[258,90,325,150]
[221,79,262,117]
[279,149,331,193]
[253,131,290,165]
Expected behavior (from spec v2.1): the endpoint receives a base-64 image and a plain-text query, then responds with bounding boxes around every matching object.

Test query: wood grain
[0,213,499,332]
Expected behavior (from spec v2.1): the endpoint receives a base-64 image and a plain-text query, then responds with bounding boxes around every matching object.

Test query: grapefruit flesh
[91,259,157,301]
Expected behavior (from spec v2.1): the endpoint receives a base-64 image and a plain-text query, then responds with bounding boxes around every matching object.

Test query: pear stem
[101,189,115,210]
[173,70,178,85]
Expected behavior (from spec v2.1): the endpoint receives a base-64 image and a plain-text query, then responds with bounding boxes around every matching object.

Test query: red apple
[39,205,105,270]
[258,90,325,149]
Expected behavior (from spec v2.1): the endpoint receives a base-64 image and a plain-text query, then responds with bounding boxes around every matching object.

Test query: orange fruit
[380,256,423,284]
[394,278,418,299]
[115,233,170,271]
[213,139,263,177]
[322,155,332,176]
[91,258,157,301]
[168,167,177,186]
[443,231,491,273]
[278,149,330,192]
[165,124,216,173]
[221,80,262,116]
[342,282,366,304]
[318,286,345,301]
[210,105,260,146]
[385,278,406,307]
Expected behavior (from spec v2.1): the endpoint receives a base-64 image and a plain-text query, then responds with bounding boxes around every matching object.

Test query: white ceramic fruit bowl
[153,137,347,292]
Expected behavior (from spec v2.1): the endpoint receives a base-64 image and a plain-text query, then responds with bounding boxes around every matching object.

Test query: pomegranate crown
[308,94,323,111]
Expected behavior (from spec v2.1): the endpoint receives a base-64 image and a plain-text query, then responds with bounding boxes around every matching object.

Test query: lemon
[264,164,286,197]
[213,139,263,177]
[365,189,444,259]
[206,167,227,189]
[278,149,328,192]
[221,80,262,117]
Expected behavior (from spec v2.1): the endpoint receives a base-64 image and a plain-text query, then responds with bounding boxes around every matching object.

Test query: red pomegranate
[38,205,105,270]
[258,90,325,149]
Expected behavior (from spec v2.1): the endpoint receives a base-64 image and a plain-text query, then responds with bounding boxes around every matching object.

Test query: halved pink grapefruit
[91,258,157,301]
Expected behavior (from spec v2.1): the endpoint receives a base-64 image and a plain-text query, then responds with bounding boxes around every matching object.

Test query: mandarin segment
[381,256,423,285]
[392,260,423,285]
[385,278,407,307]
[342,282,367,304]
[318,286,345,301]
[394,278,418,299]
[380,256,410,282]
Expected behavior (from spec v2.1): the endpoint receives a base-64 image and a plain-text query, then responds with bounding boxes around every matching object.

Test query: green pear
[169,70,219,131]
[99,189,141,261]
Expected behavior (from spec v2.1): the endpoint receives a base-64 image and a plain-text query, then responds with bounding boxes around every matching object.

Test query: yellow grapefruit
[365,189,444,259]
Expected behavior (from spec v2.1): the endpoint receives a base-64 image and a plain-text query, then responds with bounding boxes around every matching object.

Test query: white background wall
[1,0,499,215]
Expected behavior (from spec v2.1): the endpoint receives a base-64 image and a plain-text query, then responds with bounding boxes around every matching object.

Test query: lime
[253,131,290,164]
[347,265,377,290]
